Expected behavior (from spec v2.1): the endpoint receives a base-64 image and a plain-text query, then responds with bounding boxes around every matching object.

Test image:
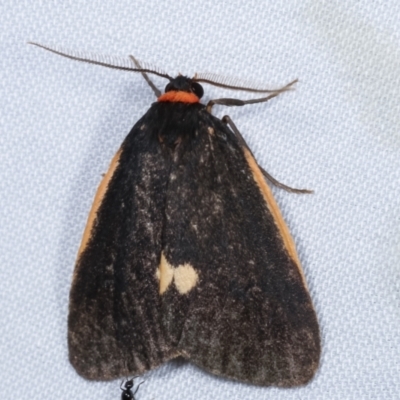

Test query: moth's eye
[191,82,204,99]
[165,82,173,93]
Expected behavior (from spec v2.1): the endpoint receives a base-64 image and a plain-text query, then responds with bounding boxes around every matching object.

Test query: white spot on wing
[156,252,174,294]
[155,253,199,295]
[174,263,199,294]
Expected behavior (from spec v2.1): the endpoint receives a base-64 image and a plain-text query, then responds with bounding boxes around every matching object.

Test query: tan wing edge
[243,148,307,286]
[73,149,122,279]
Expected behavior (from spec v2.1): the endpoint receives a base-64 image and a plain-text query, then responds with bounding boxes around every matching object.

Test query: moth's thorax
[158,91,199,103]
[148,101,206,149]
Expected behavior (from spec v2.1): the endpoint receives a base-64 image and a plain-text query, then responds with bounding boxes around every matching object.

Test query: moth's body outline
[30,42,321,387]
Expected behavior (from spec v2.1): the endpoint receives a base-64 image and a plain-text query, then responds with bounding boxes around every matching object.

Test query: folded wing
[161,113,320,387]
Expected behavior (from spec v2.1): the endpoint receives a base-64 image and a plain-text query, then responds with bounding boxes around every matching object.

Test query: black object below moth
[31,43,321,387]
[120,377,144,400]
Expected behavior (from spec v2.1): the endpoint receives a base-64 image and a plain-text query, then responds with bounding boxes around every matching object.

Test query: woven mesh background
[1,1,399,399]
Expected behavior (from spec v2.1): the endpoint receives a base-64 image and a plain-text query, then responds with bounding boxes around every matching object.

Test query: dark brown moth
[31,42,320,387]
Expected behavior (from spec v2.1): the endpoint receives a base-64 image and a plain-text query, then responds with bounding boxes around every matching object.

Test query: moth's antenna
[193,72,297,93]
[130,56,162,97]
[28,42,173,81]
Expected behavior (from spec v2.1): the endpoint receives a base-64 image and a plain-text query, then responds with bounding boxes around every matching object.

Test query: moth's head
[165,76,204,99]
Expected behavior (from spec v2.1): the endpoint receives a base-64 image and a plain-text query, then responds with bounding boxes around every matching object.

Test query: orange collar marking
[158,91,199,103]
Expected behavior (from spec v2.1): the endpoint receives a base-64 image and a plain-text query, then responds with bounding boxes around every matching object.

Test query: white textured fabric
[1,1,400,399]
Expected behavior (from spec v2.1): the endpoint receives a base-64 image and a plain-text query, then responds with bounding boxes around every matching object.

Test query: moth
[31,43,320,387]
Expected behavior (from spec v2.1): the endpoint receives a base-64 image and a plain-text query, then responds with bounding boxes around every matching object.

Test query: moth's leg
[206,79,297,113]
[133,381,145,395]
[129,56,162,98]
[222,115,313,194]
